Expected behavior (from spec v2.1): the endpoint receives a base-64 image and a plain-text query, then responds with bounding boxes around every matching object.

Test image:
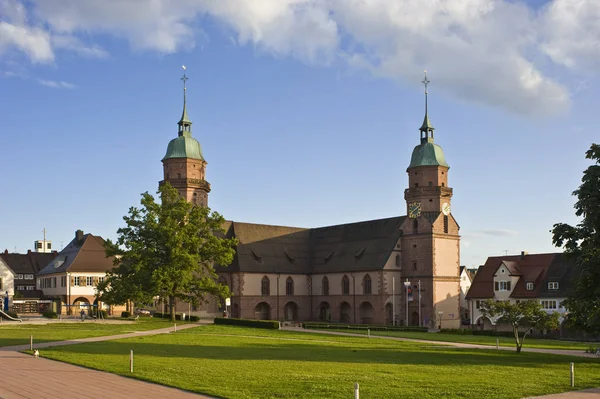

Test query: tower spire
[178,65,192,136]
[419,70,434,141]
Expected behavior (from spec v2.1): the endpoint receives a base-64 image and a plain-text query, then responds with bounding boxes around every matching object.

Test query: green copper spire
[419,70,435,134]
[163,66,205,162]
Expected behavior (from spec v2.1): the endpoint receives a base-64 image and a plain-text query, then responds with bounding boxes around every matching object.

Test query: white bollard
[30,335,33,351]
[570,362,574,387]
[367,328,370,338]
[354,383,359,399]
[496,338,499,350]
[130,350,134,373]
[174,323,177,332]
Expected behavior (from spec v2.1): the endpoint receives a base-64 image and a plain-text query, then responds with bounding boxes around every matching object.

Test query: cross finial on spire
[422,70,430,94]
[419,69,434,137]
[178,65,192,133]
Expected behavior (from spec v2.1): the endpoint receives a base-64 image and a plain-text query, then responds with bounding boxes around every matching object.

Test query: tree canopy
[98,183,238,321]
[480,299,560,353]
[552,143,600,335]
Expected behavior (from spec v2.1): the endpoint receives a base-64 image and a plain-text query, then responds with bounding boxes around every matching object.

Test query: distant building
[0,249,58,313]
[36,230,125,316]
[34,228,53,253]
[465,252,574,331]
[459,266,473,322]
[157,70,462,327]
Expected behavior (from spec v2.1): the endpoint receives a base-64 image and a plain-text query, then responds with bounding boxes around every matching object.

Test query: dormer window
[548,282,559,290]
[495,281,511,291]
[526,282,534,291]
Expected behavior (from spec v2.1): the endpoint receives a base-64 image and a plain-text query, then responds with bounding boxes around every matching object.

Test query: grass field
[36,325,600,399]
[303,327,597,351]
[0,318,184,347]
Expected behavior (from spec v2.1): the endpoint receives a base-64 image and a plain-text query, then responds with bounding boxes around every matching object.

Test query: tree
[98,183,237,322]
[552,143,600,335]
[480,299,560,353]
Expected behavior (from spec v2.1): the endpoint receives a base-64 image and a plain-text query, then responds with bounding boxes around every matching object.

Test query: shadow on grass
[41,338,600,368]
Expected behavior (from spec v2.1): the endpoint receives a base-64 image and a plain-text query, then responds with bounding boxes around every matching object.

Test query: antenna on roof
[504,250,509,256]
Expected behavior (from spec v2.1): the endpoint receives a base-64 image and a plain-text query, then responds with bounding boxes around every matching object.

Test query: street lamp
[404,279,411,326]
[438,311,444,330]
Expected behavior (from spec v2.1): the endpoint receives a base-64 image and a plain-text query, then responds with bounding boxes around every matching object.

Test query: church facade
[160,71,461,329]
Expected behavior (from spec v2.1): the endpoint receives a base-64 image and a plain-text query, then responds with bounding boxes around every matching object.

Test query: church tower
[401,72,460,329]
[160,67,210,207]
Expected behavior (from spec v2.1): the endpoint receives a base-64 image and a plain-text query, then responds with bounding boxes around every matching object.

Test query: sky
[0,0,598,268]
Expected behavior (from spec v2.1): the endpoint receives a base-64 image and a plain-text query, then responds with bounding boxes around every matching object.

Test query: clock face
[408,202,421,218]
[442,202,451,216]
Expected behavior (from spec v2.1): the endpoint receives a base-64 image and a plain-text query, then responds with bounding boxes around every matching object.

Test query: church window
[413,262,417,271]
[286,277,294,296]
[342,275,350,295]
[412,220,418,234]
[443,216,449,233]
[363,275,372,294]
[395,254,401,267]
[322,277,329,296]
[261,276,270,296]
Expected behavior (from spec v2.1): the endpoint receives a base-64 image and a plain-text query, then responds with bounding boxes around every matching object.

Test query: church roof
[217,216,405,274]
[408,142,449,168]
[162,135,205,161]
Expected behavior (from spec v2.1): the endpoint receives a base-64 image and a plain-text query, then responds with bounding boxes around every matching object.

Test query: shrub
[42,311,58,319]
[189,315,199,322]
[1,311,19,319]
[121,311,131,318]
[214,317,280,329]
[302,322,428,333]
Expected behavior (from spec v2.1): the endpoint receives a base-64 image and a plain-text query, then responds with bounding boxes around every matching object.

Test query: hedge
[42,311,58,319]
[214,317,280,329]
[152,313,199,322]
[121,311,131,318]
[303,322,428,333]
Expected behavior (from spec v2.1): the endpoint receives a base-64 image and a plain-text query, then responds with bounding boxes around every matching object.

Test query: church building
[159,70,461,329]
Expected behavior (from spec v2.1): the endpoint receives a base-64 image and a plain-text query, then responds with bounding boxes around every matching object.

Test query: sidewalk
[284,327,600,359]
[0,323,214,399]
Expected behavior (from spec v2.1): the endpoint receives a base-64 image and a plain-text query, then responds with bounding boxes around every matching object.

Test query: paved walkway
[524,388,600,399]
[284,327,600,359]
[0,323,214,399]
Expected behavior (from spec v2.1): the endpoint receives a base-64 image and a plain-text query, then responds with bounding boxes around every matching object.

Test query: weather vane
[422,70,430,94]
[181,65,188,92]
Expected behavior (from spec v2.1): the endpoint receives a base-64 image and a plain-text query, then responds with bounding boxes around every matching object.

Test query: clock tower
[401,71,460,329]
[160,67,210,207]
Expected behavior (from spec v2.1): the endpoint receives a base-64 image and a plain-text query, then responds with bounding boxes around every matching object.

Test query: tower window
[444,215,449,233]
[441,183,445,187]
[177,173,182,178]
[414,183,419,188]
[412,219,418,234]
[428,182,432,186]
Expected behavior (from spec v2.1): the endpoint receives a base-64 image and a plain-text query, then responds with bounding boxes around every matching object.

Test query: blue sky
[0,0,598,267]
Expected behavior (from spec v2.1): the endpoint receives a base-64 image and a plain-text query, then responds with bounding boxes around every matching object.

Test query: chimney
[27,249,31,254]
[3,249,7,255]
[75,229,84,243]
[520,251,528,260]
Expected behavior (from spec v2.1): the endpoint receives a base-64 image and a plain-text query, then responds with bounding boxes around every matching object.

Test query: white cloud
[1,0,599,116]
[38,79,76,89]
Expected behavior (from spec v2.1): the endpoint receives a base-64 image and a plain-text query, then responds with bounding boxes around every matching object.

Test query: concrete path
[283,327,600,359]
[524,388,600,399]
[0,323,214,399]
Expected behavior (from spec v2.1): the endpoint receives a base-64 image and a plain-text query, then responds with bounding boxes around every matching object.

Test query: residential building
[159,71,462,327]
[36,229,124,316]
[0,249,58,313]
[465,252,574,331]
[0,257,15,312]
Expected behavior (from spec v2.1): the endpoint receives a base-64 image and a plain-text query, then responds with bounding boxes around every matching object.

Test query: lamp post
[404,279,410,326]
[418,280,421,327]
[392,277,395,326]
[438,311,444,330]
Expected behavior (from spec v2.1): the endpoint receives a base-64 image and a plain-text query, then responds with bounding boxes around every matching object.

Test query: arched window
[443,215,449,233]
[322,276,329,296]
[395,254,401,267]
[342,275,350,295]
[363,274,372,295]
[261,276,270,296]
[286,277,294,296]
[413,219,418,234]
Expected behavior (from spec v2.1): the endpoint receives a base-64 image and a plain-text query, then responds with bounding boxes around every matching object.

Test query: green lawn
[0,318,185,347]
[305,326,597,351]
[36,325,600,399]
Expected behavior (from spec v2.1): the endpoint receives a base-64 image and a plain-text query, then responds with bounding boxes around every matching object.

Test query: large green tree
[480,299,560,353]
[98,183,237,322]
[552,143,600,335]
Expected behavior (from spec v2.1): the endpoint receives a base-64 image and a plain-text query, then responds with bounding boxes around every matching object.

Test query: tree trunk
[169,296,176,322]
[513,325,521,352]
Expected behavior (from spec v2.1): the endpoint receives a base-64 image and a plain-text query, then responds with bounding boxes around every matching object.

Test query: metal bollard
[130,350,134,373]
[496,338,499,350]
[354,383,359,399]
[570,362,574,387]
[30,335,33,351]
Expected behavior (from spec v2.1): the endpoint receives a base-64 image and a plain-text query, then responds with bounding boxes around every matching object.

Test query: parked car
[135,308,151,316]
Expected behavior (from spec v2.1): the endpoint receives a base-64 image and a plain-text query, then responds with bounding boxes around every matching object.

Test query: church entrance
[254,302,270,320]
[340,302,352,323]
[359,302,374,325]
[411,311,420,326]
[284,302,298,321]
[385,303,393,325]
[318,302,331,321]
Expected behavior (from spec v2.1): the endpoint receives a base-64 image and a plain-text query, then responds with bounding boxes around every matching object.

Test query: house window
[261,276,270,296]
[25,274,34,280]
[16,274,23,280]
[395,254,401,267]
[476,300,481,309]
[52,277,57,288]
[26,286,35,291]
[342,275,350,295]
[363,274,372,295]
[526,282,534,290]
[494,281,511,291]
[47,243,52,249]
[61,276,66,287]
[548,282,559,290]
[286,277,294,296]
[322,276,329,296]
[99,277,104,284]
[74,276,80,286]
[541,300,557,309]
[17,286,25,291]
[85,277,92,286]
